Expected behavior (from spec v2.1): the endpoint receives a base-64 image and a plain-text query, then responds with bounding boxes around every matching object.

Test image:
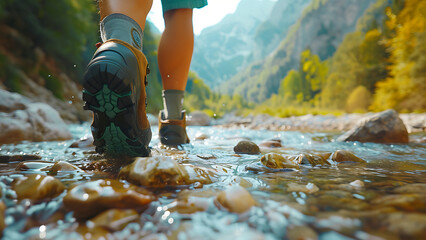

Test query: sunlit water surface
[0,123,425,239]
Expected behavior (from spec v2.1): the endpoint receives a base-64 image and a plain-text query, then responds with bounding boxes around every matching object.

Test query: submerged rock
[0,89,72,144]
[371,194,426,211]
[394,183,426,194]
[0,154,42,163]
[331,150,366,163]
[234,140,260,155]
[187,111,212,126]
[119,157,216,187]
[89,209,139,232]
[384,212,426,237]
[259,139,282,148]
[50,161,83,173]
[16,161,54,171]
[286,225,318,240]
[0,201,5,235]
[215,185,256,213]
[69,135,95,149]
[12,174,65,201]
[337,109,409,143]
[261,153,298,169]
[63,179,153,219]
[295,153,331,166]
[287,183,319,194]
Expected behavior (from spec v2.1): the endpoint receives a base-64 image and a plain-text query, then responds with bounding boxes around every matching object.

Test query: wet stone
[215,185,256,213]
[245,162,296,173]
[261,153,299,169]
[119,156,216,187]
[371,194,426,211]
[50,161,82,173]
[0,201,5,235]
[331,150,366,163]
[337,109,409,143]
[194,133,209,141]
[286,225,318,240]
[196,154,216,160]
[16,161,54,171]
[63,179,153,219]
[12,174,65,201]
[295,153,331,166]
[287,182,319,194]
[259,139,282,148]
[0,154,42,163]
[89,209,139,232]
[69,135,95,149]
[383,212,426,237]
[233,140,260,155]
[394,183,426,194]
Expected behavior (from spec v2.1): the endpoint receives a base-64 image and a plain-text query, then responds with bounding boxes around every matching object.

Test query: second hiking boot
[159,110,190,146]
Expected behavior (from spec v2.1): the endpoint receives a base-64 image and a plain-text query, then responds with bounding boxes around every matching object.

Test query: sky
[147,0,242,35]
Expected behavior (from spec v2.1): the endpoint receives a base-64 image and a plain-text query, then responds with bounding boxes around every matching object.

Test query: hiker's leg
[158,8,194,91]
[99,0,153,30]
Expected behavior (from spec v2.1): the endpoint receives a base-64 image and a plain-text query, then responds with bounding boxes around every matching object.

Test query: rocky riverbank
[213,111,426,133]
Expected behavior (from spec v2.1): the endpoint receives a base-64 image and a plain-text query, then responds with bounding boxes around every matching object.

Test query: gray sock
[100,13,143,50]
[162,90,184,120]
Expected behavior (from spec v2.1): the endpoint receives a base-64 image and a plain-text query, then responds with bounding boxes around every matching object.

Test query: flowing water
[1,123,425,239]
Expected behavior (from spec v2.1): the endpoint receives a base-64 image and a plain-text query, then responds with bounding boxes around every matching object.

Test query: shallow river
[0,123,425,239]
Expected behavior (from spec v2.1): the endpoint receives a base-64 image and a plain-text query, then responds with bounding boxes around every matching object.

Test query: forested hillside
[220,0,376,103]
[251,0,425,116]
[0,0,165,117]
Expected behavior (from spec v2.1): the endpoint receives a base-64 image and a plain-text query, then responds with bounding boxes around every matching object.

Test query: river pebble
[287,183,319,194]
[371,194,426,211]
[233,141,260,155]
[50,161,82,173]
[0,154,42,163]
[89,209,139,232]
[259,139,282,148]
[119,157,216,187]
[331,150,366,163]
[0,201,5,235]
[63,179,153,219]
[12,174,65,201]
[384,212,426,237]
[286,225,318,240]
[393,183,426,194]
[215,186,256,213]
[261,153,298,169]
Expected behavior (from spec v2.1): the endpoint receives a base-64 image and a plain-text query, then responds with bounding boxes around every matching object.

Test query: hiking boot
[158,110,190,146]
[82,39,151,157]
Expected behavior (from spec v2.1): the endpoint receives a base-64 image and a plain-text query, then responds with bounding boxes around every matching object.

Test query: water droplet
[168,218,174,224]
[82,193,89,200]
[68,101,72,104]
[167,75,170,78]
[157,206,162,212]
[73,64,77,68]
[48,75,51,78]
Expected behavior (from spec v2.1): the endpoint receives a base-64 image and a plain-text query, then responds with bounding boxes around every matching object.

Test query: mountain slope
[190,0,275,88]
[220,0,376,103]
[252,0,311,61]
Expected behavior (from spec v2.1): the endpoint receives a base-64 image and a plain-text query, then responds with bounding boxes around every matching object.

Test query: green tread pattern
[85,85,131,118]
[86,84,142,157]
[99,123,140,157]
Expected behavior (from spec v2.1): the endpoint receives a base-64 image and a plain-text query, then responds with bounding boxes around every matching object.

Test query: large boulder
[0,89,72,144]
[337,109,409,143]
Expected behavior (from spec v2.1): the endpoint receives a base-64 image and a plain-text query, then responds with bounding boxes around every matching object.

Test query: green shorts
[161,0,208,12]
